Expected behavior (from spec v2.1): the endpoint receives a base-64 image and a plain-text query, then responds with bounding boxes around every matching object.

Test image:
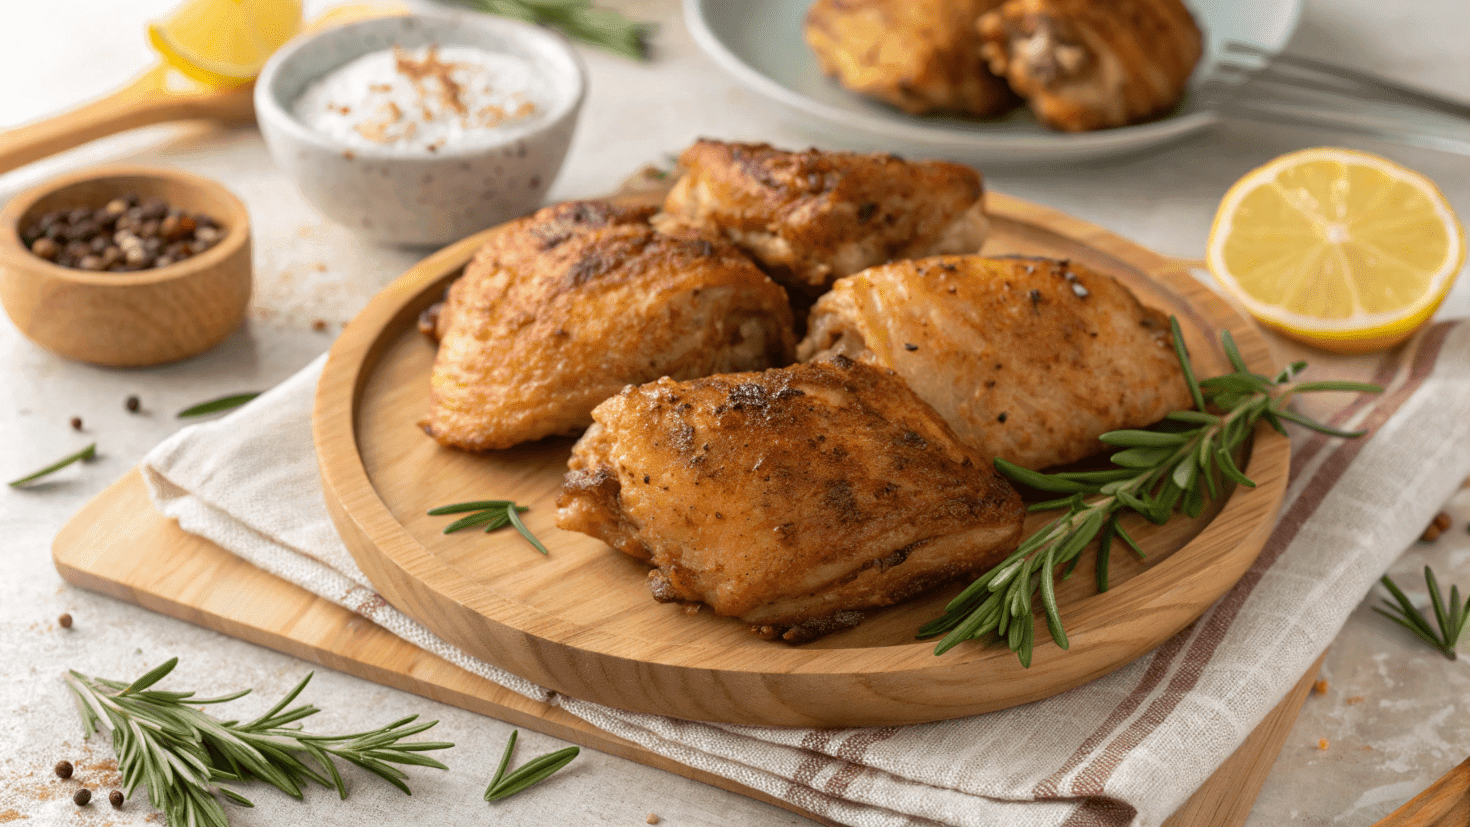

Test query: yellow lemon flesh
[148,0,303,88]
[1206,148,1464,354]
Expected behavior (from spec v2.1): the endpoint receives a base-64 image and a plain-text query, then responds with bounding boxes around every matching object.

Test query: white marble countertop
[2,1,1467,825]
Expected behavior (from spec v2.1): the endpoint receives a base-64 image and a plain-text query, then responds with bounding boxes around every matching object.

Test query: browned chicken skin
[422,201,796,451]
[656,140,990,298]
[556,357,1025,641]
[977,0,1203,131]
[804,0,1017,118]
[798,256,1193,470]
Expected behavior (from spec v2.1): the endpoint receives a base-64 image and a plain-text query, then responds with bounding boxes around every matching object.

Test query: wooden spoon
[0,3,407,177]
[0,66,255,176]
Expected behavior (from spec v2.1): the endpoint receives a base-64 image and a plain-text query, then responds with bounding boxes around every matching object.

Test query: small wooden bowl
[0,165,251,367]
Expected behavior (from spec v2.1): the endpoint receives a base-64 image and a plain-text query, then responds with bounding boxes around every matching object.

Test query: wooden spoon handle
[0,65,253,176]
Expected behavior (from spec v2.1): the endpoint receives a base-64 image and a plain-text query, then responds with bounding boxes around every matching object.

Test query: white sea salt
[293,44,548,153]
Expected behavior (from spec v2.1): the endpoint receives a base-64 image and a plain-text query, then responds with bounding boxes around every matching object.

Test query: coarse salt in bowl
[255,11,585,246]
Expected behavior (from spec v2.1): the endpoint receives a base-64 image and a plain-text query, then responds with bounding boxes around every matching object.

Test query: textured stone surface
[1,0,1468,824]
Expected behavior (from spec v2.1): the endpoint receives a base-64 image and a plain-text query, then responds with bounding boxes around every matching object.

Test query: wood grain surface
[51,467,1323,827]
[1370,754,1470,827]
[0,165,251,366]
[313,189,1292,727]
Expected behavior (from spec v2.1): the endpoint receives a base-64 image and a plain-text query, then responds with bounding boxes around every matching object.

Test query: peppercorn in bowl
[0,165,251,367]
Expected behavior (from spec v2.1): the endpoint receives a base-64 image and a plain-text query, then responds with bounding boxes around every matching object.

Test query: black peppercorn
[70,416,83,431]
[54,760,74,779]
[126,395,141,413]
[73,788,91,806]
[109,790,124,808]
[58,613,73,628]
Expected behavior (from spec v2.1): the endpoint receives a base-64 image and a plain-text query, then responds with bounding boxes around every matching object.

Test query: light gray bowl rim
[254,10,587,163]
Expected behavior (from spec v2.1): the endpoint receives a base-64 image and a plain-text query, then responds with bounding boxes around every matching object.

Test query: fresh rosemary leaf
[427,499,517,515]
[430,499,548,553]
[1377,568,1465,660]
[483,729,579,802]
[177,393,260,418]
[920,319,1378,665]
[64,659,452,826]
[468,0,653,60]
[8,442,96,487]
[506,505,550,555]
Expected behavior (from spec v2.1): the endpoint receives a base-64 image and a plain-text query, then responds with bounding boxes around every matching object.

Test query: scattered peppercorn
[109,790,124,808]
[54,760,74,779]
[311,319,328,332]
[73,789,91,806]
[70,416,83,431]
[126,394,141,413]
[58,613,73,628]
[20,193,223,272]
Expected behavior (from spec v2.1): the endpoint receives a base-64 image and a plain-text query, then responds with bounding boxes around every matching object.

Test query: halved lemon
[148,0,303,88]
[1206,148,1464,354]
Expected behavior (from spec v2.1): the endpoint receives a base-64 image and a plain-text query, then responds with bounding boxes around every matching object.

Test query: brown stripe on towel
[824,727,902,796]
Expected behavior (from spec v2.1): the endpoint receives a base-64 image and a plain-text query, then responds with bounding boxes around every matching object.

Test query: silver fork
[1198,40,1470,155]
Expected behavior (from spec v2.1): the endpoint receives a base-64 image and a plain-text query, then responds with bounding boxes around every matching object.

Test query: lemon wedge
[1206,147,1464,354]
[148,0,303,88]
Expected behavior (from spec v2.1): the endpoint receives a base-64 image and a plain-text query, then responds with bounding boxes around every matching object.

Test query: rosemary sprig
[177,393,261,418]
[919,318,1382,666]
[64,658,453,827]
[8,443,96,487]
[467,0,654,60]
[483,729,579,802]
[1376,567,1466,660]
[429,500,549,554]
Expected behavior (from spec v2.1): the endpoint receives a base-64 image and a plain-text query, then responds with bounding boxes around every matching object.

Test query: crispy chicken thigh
[977,0,1203,132]
[798,256,1192,470]
[804,0,1016,118]
[656,140,989,298]
[422,201,796,451]
[556,356,1025,641]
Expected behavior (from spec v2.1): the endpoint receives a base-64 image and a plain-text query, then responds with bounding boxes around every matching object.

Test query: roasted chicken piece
[656,140,989,298]
[804,0,1016,118]
[422,201,796,451]
[556,356,1025,641]
[798,256,1192,470]
[977,0,1203,132]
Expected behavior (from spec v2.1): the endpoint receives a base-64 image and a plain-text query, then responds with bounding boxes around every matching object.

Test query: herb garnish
[64,658,452,827]
[429,500,549,554]
[9,443,96,487]
[483,729,579,802]
[919,319,1381,666]
[1377,567,1466,660]
[177,393,261,418]
[468,0,653,60]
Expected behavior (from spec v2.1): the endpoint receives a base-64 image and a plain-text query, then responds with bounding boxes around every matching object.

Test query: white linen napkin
[141,321,1470,827]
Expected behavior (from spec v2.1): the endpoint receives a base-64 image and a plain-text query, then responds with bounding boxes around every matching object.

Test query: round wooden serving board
[315,189,1289,727]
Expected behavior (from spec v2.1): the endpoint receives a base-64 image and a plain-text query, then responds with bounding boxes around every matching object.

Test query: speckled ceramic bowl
[255,12,585,246]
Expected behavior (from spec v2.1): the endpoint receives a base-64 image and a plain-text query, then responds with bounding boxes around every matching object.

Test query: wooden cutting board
[52,467,1320,827]
[312,189,1291,727]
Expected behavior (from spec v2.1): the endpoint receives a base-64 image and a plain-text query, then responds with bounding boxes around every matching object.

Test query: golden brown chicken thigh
[656,140,989,298]
[556,356,1025,641]
[804,0,1017,118]
[798,256,1193,470]
[977,0,1203,131]
[422,201,796,451]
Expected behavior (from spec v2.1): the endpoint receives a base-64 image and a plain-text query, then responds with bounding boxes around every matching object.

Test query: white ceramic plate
[684,0,1303,164]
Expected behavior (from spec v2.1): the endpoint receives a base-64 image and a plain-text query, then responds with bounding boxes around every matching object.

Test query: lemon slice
[1206,148,1464,354]
[148,0,303,88]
